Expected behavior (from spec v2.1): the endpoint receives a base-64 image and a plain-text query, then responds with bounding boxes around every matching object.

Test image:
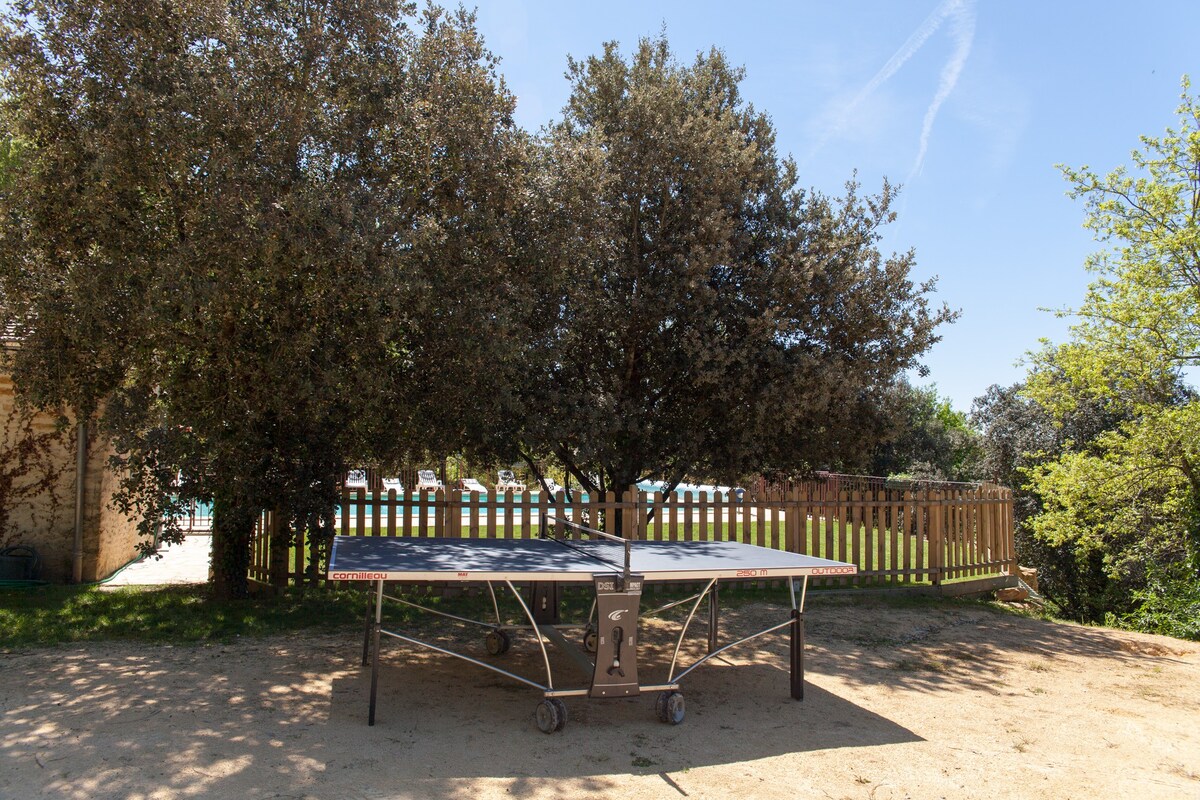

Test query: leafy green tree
[0,1,524,596]
[972,377,1138,620]
[516,37,954,510]
[1047,81,1200,410]
[1019,78,1200,636]
[867,380,981,482]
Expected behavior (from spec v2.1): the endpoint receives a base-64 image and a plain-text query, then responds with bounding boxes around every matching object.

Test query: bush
[1110,575,1200,641]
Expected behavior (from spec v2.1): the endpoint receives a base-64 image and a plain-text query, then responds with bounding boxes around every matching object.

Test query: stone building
[1,338,142,582]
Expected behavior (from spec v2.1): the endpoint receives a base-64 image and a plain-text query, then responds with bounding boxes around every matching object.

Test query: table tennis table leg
[362,589,374,666]
[369,578,383,726]
[791,608,805,700]
[707,580,719,654]
[790,576,808,701]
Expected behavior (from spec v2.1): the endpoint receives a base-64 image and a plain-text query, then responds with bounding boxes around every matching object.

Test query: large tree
[867,380,981,482]
[971,376,1141,620]
[517,37,953,506]
[1017,78,1200,636]
[0,1,525,595]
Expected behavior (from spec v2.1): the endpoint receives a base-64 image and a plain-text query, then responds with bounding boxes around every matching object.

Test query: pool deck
[100,533,212,588]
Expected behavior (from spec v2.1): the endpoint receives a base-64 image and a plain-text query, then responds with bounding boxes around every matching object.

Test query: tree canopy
[0,0,525,595]
[517,37,954,502]
[1000,78,1200,636]
[1,15,957,588]
[971,373,1144,621]
[866,380,980,483]
[1046,78,1200,403]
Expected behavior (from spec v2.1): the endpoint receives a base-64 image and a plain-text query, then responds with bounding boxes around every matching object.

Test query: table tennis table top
[328,535,858,582]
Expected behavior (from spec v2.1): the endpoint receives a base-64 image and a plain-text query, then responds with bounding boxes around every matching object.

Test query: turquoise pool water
[636,481,744,501]
[172,482,744,526]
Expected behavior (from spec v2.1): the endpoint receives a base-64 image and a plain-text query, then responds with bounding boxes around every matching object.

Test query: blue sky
[472,0,1199,412]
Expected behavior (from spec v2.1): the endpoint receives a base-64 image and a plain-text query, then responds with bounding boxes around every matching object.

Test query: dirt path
[2,596,1198,799]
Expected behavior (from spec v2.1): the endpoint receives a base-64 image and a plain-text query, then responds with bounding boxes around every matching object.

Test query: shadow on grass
[0,584,377,648]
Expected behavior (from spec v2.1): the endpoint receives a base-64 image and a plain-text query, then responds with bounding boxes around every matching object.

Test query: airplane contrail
[908,0,976,181]
[807,0,975,179]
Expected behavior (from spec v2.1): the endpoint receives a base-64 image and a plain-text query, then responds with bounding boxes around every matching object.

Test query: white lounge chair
[460,477,489,494]
[415,469,444,493]
[345,470,369,490]
[497,470,526,493]
[381,477,404,495]
[542,479,564,496]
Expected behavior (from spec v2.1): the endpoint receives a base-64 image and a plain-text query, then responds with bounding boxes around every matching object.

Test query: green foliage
[0,134,25,190]
[0,584,380,647]
[0,2,525,595]
[972,375,1173,621]
[869,380,981,482]
[1046,77,1200,402]
[1025,413,1198,620]
[1000,77,1200,635]
[1111,573,1200,641]
[0,13,954,583]
[518,36,954,500]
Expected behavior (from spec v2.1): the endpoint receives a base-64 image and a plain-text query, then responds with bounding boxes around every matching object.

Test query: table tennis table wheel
[582,626,598,654]
[655,691,685,725]
[535,698,568,733]
[485,629,512,656]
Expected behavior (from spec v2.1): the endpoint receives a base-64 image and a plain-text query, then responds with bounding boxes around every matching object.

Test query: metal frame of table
[329,532,857,732]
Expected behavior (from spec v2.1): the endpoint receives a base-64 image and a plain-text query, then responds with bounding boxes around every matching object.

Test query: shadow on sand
[4,596,1191,800]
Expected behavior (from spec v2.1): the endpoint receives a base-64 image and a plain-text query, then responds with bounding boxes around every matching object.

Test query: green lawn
[0,579,1026,650]
[0,585,377,648]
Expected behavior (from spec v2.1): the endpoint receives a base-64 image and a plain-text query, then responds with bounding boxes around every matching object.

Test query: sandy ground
[2,595,1198,800]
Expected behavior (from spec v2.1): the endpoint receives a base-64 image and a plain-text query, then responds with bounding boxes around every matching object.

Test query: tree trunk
[211,496,255,599]
[610,471,640,539]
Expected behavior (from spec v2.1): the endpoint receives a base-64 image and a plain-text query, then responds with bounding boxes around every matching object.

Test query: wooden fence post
[930,489,943,586]
[624,486,639,540]
[433,489,445,537]
[1005,487,1018,574]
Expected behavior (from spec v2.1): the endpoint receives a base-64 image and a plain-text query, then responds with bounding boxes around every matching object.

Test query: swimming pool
[637,481,745,501]
[170,483,745,530]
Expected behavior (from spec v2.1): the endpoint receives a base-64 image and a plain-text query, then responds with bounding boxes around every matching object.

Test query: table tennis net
[543,514,630,575]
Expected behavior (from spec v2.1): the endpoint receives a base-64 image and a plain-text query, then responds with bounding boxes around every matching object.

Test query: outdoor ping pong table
[329,518,857,733]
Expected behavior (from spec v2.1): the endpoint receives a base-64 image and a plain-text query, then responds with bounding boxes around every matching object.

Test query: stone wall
[91,448,147,580]
[1,370,143,582]
[1,371,76,579]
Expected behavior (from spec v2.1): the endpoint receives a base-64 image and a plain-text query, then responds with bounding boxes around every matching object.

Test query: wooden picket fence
[248,477,1015,590]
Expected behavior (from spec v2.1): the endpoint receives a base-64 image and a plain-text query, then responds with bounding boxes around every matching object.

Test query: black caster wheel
[655,691,685,725]
[535,698,567,733]
[583,627,598,654]
[550,698,567,730]
[485,629,511,656]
